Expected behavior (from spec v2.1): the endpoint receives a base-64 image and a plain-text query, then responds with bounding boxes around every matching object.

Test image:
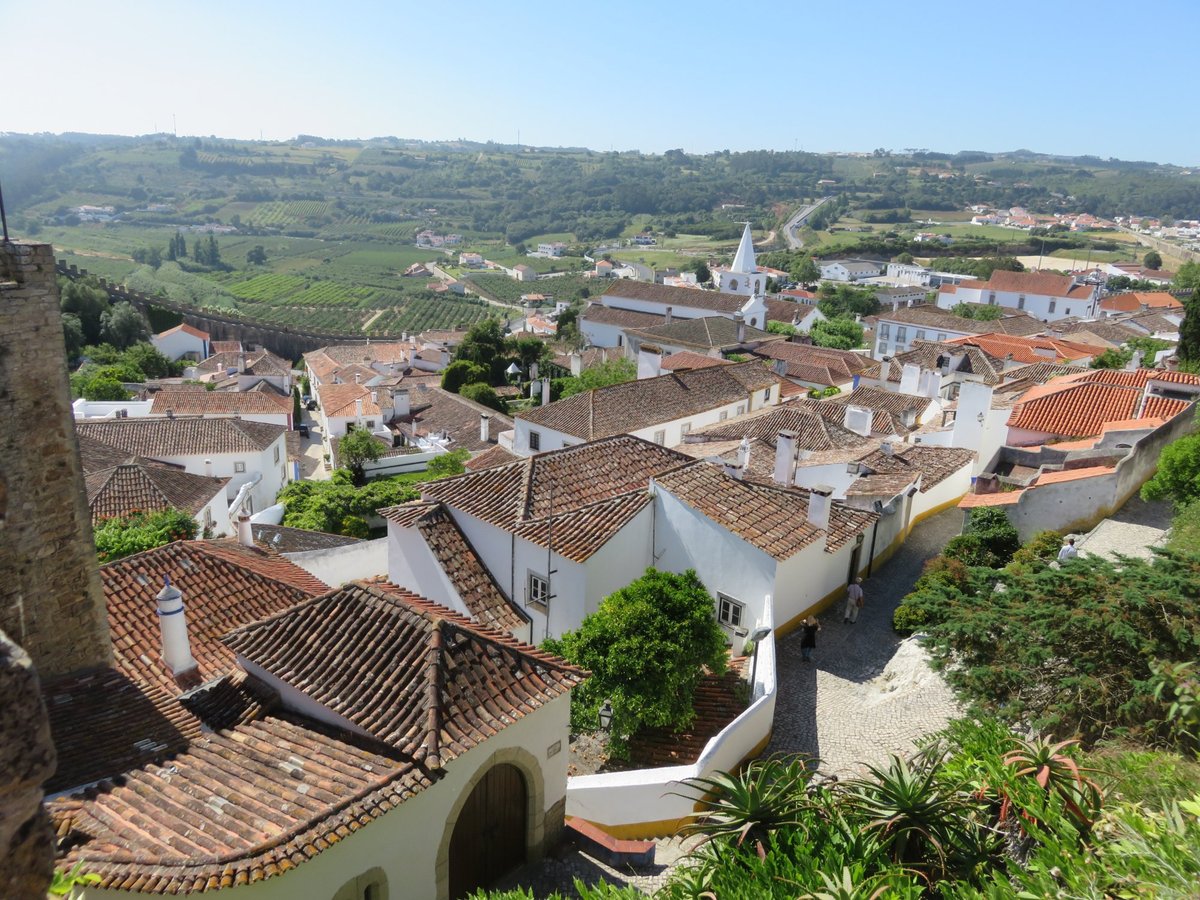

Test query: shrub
[94,508,198,562]
[943,532,993,567]
[459,382,508,414]
[441,359,488,394]
[892,603,929,636]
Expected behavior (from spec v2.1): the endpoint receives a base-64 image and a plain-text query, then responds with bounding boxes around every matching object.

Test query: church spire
[730,222,756,275]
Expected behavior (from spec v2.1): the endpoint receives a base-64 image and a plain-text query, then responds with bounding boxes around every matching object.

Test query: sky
[8,0,1199,165]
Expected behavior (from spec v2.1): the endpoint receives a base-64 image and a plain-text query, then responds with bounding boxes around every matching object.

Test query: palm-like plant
[1002,736,1103,831]
[676,755,814,849]
[844,755,974,875]
[798,866,912,900]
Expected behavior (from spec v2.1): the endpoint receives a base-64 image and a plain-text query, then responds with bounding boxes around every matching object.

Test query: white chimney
[440,349,451,367]
[541,378,551,406]
[899,363,921,395]
[394,388,410,417]
[237,514,254,548]
[736,437,751,474]
[156,577,197,678]
[355,397,364,418]
[569,352,583,376]
[354,373,361,384]
[879,357,892,383]
[371,390,378,405]
[881,440,894,457]
[530,362,539,381]
[773,358,788,377]
[637,344,663,380]
[774,430,799,486]
[807,485,833,531]
[204,458,213,477]
[480,413,490,443]
[735,311,746,343]
[237,351,246,373]
[665,306,673,325]
[843,404,873,437]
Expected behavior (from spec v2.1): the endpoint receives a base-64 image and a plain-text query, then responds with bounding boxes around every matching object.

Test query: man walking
[1058,537,1078,562]
[844,577,864,624]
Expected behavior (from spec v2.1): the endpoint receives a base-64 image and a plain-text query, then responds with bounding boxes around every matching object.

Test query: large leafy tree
[440,360,488,394]
[454,318,510,383]
[1177,266,1200,367]
[277,471,421,535]
[99,302,150,350]
[95,508,198,563]
[810,317,864,350]
[338,428,383,486]
[544,568,728,757]
[459,381,508,413]
[556,358,636,399]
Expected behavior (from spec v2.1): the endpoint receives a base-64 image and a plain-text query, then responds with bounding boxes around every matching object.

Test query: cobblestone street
[499,507,966,897]
[766,506,964,775]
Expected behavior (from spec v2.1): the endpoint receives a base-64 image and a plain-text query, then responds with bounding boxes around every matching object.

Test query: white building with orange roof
[150,322,210,361]
[936,269,1100,321]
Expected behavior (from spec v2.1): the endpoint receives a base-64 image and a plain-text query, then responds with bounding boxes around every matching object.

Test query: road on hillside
[784,197,833,249]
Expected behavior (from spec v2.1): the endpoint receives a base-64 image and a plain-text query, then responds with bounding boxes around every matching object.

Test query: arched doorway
[448,763,527,899]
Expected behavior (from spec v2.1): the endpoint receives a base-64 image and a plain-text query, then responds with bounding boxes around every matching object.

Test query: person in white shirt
[1058,537,1078,561]
[844,578,864,624]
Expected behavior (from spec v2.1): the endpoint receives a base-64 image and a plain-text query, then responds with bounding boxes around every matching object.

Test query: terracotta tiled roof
[53,712,438,895]
[625,316,781,350]
[517,361,779,440]
[77,417,286,457]
[1006,372,1191,438]
[464,444,520,470]
[223,582,583,765]
[853,445,975,491]
[250,524,363,553]
[100,541,329,697]
[155,323,210,340]
[410,505,527,632]
[194,349,292,379]
[627,660,747,766]
[209,340,242,354]
[867,341,1003,386]
[394,383,514,451]
[150,391,290,418]
[78,433,147,475]
[985,269,1077,296]
[846,473,919,497]
[602,280,749,314]
[1035,466,1115,485]
[86,460,228,524]
[1125,311,1180,334]
[660,351,732,372]
[686,403,868,453]
[959,491,1024,508]
[579,303,666,329]
[1000,361,1091,385]
[318,382,379,417]
[655,462,876,558]
[876,305,995,332]
[833,386,933,432]
[946,332,1095,364]
[1143,395,1191,419]
[408,436,690,561]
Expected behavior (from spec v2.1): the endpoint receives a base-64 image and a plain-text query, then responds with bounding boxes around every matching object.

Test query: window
[736,404,746,415]
[1049,300,1056,314]
[729,278,738,291]
[719,411,728,422]
[717,594,744,628]
[988,292,997,305]
[234,461,246,474]
[937,333,947,342]
[527,572,549,609]
[333,868,388,900]
[761,388,770,402]
[915,330,926,341]
[366,420,375,429]
[653,429,666,445]
[895,326,907,342]
[680,422,692,435]
[879,323,891,339]
[1017,294,1025,310]
[877,342,888,356]
[528,430,541,451]
[273,445,280,464]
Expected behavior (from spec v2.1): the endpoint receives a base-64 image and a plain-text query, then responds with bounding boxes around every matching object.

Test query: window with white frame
[736,404,746,415]
[717,593,744,628]
[234,461,246,474]
[719,411,728,421]
[896,326,907,342]
[653,429,666,445]
[527,572,549,609]
[1049,300,1056,313]
[877,342,888,356]
[879,323,891,339]
[680,422,692,435]
[916,330,926,341]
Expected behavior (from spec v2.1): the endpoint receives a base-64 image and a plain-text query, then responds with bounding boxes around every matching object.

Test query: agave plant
[844,754,975,876]
[798,866,909,900]
[1002,735,1103,831]
[675,755,814,849]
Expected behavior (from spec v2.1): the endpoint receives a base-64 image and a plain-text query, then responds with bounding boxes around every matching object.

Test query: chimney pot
[665,306,673,325]
[774,430,799,486]
[807,485,833,531]
[204,458,213,477]
[480,413,491,443]
[156,577,197,678]
[735,311,746,343]
[237,514,254,548]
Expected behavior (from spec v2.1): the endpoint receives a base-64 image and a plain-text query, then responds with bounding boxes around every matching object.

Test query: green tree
[94,508,198,563]
[122,342,179,379]
[767,321,798,336]
[455,318,509,383]
[1091,348,1132,370]
[810,317,864,350]
[556,358,636,399]
[791,255,821,287]
[425,448,470,480]
[951,302,1004,321]
[692,260,712,284]
[1178,268,1200,366]
[459,381,508,413]
[544,568,728,757]
[339,427,383,486]
[1142,430,1200,505]
[246,245,267,265]
[99,302,150,350]
[61,313,85,360]
[510,335,553,373]
[60,276,110,345]
[277,472,423,535]
[1144,250,1163,271]
[441,360,488,394]
[896,252,915,264]
[79,375,130,401]
[1175,260,1200,293]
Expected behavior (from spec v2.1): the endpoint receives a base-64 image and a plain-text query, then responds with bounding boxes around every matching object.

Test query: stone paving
[498,507,966,897]
[766,506,964,776]
[1075,496,1172,562]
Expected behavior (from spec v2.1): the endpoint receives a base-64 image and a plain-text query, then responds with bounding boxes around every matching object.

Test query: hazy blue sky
[9,1,1198,164]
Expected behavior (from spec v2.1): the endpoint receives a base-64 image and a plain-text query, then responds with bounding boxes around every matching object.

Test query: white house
[150,322,210,361]
[83,457,233,537]
[936,270,1099,321]
[509,361,782,456]
[76,416,290,515]
[514,264,538,282]
[149,389,293,429]
[188,348,294,394]
[873,305,1012,358]
[595,279,769,327]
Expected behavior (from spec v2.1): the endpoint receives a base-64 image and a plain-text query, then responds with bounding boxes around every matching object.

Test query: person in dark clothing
[800,615,820,662]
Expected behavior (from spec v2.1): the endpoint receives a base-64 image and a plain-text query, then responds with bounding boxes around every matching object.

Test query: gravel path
[766,507,964,775]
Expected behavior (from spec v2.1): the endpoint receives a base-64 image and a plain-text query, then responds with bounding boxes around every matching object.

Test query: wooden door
[448,763,527,899]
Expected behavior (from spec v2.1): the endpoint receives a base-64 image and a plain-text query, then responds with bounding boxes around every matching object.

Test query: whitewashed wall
[286,539,388,589]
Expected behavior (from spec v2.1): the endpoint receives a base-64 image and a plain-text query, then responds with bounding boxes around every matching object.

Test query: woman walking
[800,615,820,662]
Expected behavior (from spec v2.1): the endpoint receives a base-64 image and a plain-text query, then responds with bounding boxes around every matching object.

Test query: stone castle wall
[0,242,111,677]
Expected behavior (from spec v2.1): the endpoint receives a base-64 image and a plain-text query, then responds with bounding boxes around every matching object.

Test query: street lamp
[748,625,772,698]
[597,699,614,732]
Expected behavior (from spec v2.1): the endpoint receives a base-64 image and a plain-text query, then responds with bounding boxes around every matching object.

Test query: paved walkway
[1076,496,1171,562]
[766,507,964,776]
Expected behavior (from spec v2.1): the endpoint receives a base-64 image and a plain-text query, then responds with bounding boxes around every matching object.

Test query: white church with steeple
[714,223,765,297]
